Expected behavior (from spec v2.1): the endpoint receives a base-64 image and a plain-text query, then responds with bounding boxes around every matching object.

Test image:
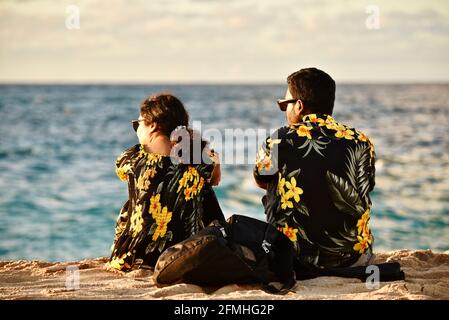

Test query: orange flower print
[353,209,373,254]
[305,114,325,126]
[177,166,205,201]
[296,125,313,140]
[334,126,355,140]
[116,163,131,182]
[282,223,299,242]
[152,206,172,241]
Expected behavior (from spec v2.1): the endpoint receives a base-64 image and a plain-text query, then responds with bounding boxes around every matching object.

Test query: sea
[0,83,448,261]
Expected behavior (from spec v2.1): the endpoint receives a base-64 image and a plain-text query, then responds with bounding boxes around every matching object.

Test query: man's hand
[209,150,221,186]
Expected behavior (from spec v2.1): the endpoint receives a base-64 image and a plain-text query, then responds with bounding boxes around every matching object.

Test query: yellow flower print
[356,130,369,143]
[130,204,144,237]
[353,233,373,254]
[150,194,161,216]
[256,154,273,173]
[282,223,298,242]
[285,177,303,203]
[368,140,375,161]
[334,127,355,140]
[147,154,162,166]
[267,138,282,149]
[138,144,163,166]
[278,173,286,196]
[178,175,188,192]
[279,174,304,208]
[152,206,172,241]
[296,125,313,140]
[323,116,338,129]
[356,209,370,235]
[177,166,205,201]
[108,252,132,271]
[280,193,294,210]
[136,167,156,191]
[305,114,325,126]
[256,147,273,173]
[116,163,131,182]
[353,208,373,254]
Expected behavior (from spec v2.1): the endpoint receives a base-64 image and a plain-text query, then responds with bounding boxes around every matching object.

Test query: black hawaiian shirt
[254,113,376,269]
[108,144,225,271]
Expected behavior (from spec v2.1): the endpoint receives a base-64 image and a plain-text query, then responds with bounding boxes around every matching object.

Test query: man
[254,68,376,269]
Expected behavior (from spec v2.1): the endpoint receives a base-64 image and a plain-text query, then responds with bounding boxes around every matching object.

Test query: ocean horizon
[1,83,448,261]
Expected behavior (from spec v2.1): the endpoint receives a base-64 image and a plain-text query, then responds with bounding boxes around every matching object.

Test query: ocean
[0,84,448,261]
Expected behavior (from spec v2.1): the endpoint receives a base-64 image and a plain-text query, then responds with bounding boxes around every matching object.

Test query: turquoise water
[0,84,448,261]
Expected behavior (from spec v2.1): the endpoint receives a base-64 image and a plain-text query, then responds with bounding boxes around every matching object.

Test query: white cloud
[0,0,448,82]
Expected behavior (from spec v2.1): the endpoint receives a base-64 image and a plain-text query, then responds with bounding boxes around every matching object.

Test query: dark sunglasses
[132,119,145,132]
[277,98,299,111]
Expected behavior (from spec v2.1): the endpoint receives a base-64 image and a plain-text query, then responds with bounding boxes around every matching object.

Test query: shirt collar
[302,113,333,122]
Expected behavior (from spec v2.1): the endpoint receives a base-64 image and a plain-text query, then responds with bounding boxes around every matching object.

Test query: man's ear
[294,100,304,116]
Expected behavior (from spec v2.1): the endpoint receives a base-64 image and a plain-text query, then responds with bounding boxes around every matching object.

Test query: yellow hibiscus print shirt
[254,113,376,269]
[108,144,225,271]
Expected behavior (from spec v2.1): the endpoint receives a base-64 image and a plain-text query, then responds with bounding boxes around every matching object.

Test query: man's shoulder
[269,126,290,138]
[268,120,375,149]
[337,121,374,146]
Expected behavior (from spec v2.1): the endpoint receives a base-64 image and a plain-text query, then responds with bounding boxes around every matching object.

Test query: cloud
[0,0,448,82]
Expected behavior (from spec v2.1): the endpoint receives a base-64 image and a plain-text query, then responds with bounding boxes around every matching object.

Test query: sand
[0,250,448,300]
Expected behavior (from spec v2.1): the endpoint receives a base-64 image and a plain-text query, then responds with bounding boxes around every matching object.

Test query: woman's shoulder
[116,144,141,165]
[115,144,141,181]
[182,150,216,184]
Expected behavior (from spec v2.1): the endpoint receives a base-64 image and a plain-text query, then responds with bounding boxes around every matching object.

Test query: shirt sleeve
[253,133,281,184]
[193,147,217,184]
[115,145,139,182]
[111,200,130,252]
[367,140,376,193]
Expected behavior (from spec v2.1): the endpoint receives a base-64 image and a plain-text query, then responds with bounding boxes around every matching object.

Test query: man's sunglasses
[132,119,145,132]
[277,98,299,111]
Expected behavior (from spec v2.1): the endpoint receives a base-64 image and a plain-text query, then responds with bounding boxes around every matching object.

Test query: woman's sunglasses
[131,119,145,132]
[277,98,299,111]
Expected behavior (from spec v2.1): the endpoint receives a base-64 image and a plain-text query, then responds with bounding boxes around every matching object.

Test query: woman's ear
[148,122,158,134]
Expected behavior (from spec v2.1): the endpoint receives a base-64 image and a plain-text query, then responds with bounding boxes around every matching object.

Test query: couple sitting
[108,67,376,272]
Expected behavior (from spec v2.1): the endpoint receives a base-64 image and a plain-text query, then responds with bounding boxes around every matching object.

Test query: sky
[0,0,448,83]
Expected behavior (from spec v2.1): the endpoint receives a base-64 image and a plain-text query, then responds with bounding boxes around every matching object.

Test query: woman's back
[109,143,224,270]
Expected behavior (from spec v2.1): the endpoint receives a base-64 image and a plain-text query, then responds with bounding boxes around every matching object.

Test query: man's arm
[253,171,268,190]
[253,135,280,189]
[368,141,376,193]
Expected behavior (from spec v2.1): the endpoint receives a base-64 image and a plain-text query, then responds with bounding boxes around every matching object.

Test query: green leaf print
[325,171,366,218]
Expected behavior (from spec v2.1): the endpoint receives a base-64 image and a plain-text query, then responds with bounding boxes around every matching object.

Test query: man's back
[254,112,376,268]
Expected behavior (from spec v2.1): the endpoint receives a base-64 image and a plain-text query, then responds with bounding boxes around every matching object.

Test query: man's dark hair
[287,68,336,115]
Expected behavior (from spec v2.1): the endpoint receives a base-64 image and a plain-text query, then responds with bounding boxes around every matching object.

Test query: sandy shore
[1,250,448,300]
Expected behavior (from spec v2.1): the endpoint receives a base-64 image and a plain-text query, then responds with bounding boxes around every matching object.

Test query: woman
[107,93,224,271]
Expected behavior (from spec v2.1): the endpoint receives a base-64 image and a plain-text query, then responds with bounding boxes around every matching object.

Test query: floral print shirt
[254,113,376,269]
[108,144,225,271]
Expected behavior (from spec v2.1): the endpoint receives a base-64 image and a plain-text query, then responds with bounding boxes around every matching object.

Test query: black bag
[153,214,296,294]
[294,261,405,281]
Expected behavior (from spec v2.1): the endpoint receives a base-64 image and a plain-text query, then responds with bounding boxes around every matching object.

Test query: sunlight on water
[0,84,448,261]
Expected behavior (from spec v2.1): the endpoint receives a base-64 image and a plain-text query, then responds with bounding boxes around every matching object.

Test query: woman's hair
[140,93,189,137]
[140,93,210,164]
